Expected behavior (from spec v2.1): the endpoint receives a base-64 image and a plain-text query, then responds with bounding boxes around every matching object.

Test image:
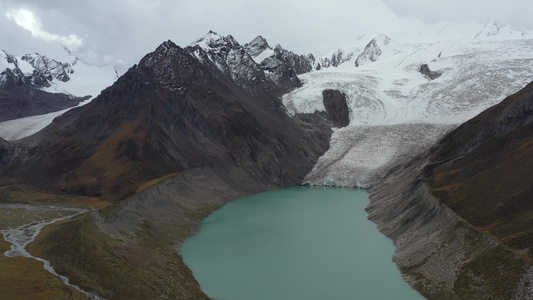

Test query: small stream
[0,204,105,300]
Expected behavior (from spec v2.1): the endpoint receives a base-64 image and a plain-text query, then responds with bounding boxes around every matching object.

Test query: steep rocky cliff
[322,89,350,128]
[367,81,533,299]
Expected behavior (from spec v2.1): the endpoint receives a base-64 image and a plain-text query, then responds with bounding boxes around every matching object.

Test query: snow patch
[253,48,274,64]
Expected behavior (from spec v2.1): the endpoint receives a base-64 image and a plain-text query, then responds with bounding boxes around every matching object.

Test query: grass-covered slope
[427,80,533,261]
[367,80,533,299]
[27,214,210,299]
[0,236,87,300]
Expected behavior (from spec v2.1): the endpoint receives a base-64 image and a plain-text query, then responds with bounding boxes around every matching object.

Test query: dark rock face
[260,48,303,91]
[243,35,270,57]
[420,63,442,80]
[189,32,299,97]
[0,137,16,166]
[188,32,316,98]
[269,44,314,75]
[322,89,350,127]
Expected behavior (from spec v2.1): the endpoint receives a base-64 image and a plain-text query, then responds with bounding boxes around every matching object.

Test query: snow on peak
[190,30,240,51]
[244,35,271,58]
[354,34,395,67]
[318,35,370,69]
[1,47,117,99]
[253,48,275,64]
[21,53,74,82]
[474,19,518,40]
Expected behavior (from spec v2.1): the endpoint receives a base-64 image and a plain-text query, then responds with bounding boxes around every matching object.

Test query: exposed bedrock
[419,63,442,80]
[322,89,350,128]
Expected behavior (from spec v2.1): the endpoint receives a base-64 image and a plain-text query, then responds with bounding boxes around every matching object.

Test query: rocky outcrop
[319,49,355,69]
[268,44,314,75]
[188,31,314,97]
[420,63,442,80]
[322,89,350,127]
[20,53,74,82]
[243,35,270,57]
[1,51,74,88]
[260,45,303,91]
[474,19,514,39]
[355,35,391,67]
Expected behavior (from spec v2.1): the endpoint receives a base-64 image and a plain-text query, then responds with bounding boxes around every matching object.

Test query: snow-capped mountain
[1,49,117,97]
[188,31,314,95]
[474,18,524,40]
[283,19,533,187]
[354,34,398,67]
[189,31,292,95]
[243,35,271,59]
[0,48,118,139]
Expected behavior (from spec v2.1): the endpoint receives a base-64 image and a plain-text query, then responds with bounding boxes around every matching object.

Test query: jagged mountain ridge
[1,38,330,202]
[189,31,314,93]
[0,50,73,88]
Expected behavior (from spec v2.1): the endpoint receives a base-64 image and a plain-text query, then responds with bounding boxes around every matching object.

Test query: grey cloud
[1,0,532,72]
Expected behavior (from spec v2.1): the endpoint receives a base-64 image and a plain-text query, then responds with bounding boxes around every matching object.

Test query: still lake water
[181,186,424,300]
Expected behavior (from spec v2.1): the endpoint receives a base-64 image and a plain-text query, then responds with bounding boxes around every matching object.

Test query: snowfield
[285,27,533,187]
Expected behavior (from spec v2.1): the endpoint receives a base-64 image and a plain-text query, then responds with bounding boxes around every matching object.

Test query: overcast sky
[2,0,533,71]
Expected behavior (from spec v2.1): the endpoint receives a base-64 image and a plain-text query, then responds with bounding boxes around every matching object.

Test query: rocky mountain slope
[0,37,331,299]
[367,79,533,299]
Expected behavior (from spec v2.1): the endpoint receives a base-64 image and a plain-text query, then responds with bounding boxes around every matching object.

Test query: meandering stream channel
[0,204,104,300]
[182,186,424,300]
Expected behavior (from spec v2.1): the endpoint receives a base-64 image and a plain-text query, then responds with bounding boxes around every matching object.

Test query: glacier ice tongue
[286,36,533,187]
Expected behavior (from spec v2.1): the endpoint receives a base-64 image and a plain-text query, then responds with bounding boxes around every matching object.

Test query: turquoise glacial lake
[181,186,424,300]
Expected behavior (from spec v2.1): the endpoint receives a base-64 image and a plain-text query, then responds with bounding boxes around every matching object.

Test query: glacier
[284,25,533,187]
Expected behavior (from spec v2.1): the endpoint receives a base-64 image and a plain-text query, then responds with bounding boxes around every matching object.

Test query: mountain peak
[354,34,394,67]
[474,19,514,39]
[244,35,271,58]
[190,31,241,51]
[154,40,179,54]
